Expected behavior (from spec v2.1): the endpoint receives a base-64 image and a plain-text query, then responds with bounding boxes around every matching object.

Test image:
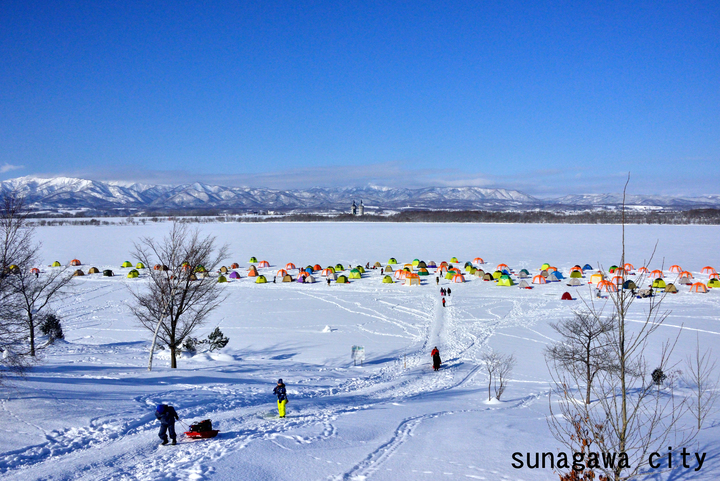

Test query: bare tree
[481,350,516,401]
[547,174,699,480]
[546,311,618,404]
[684,332,719,430]
[0,194,36,380]
[129,222,229,369]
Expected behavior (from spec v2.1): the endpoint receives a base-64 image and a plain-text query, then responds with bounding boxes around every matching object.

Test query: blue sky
[1,1,718,196]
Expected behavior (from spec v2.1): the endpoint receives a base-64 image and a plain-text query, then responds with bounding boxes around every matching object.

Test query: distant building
[358,200,364,216]
[351,200,357,215]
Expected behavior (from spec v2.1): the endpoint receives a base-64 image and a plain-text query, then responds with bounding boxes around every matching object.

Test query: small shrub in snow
[207,327,229,351]
[652,367,667,386]
[181,328,229,354]
[39,313,64,342]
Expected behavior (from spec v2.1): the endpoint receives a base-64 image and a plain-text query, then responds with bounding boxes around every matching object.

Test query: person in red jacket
[431,347,441,371]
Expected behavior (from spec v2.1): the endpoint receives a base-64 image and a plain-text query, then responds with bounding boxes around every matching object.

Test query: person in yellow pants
[273,379,288,418]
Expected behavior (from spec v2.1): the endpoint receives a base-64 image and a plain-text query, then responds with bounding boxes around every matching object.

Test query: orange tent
[623,263,635,271]
[451,273,465,283]
[614,267,626,276]
[650,270,664,279]
[570,266,583,273]
[701,266,716,274]
[30,267,40,274]
[394,270,408,280]
[231,263,239,269]
[276,269,288,277]
[679,271,694,279]
[313,264,322,271]
[709,273,720,280]
[598,280,618,292]
[532,275,547,284]
[669,265,682,273]
[285,263,296,270]
[298,271,310,278]
[448,267,461,274]
[247,269,258,277]
[637,267,649,274]
[437,266,448,274]
[547,266,558,273]
[689,282,708,293]
[439,261,449,268]
[496,263,509,271]
[473,257,484,264]
[70,259,81,266]
[611,276,624,286]
[321,268,334,277]
[258,260,270,268]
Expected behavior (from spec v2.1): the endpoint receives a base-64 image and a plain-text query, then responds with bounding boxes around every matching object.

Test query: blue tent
[583,264,593,271]
[553,271,565,279]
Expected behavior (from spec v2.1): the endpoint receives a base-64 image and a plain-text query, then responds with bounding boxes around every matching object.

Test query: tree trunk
[29,314,35,357]
[170,345,177,368]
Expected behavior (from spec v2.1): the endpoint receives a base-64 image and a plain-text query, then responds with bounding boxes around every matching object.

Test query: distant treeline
[29,208,720,226]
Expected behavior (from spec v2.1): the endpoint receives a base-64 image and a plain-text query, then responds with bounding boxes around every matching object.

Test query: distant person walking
[447,287,452,296]
[273,379,288,418]
[440,288,445,296]
[436,276,439,285]
[155,404,179,445]
[431,347,442,371]
[442,298,446,308]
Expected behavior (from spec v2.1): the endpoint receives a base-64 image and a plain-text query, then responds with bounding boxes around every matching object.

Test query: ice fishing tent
[298,271,310,279]
[313,264,322,271]
[72,269,84,276]
[679,271,694,279]
[650,270,664,279]
[496,263,509,271]
[637,267,649,274]
[497,276,513,287]
[394,270,407,280]
[296,275,305,283]
[590,273,604,284]
[532,275,547,285]
[540,270,549,278]
[218,275,227,283]
[708,278,720,288]
[518,280,531,289]
[597,280,617,292]
[247,266,258,277]
[126,270,138,278]
[154,264,169,271]
[451,274,465,283]
[652,279,666,289]
[417,261,427,269]
[427,261,437,268]
[121,261,132,268]
[474,269,485,277]
[553,271,564,280]
[306,275,316,283]
[483,273,494,281]
[135,262,145,269]
[611,276,624,286]
[583,264,593,271]
[561,292,573,300]
[282,275,293,282]
[623,280,637,290]
[445,272,455,280]
[285,263,296,270]
[382,275,393,283]
[388,258,398,264]
[689,282,708,293]
[68,259,80,266]
[335,264,344,271]
[665,283,678,293]
[258,260,269,268]
[103,269,113,277]
[465,267,476,275]
[473,257,484,265]
[231,263,240,269]
[440,261,449,268]
[547,272,560,282]
[405,276,420,286]
[567,278,582,286]
[669,265,682,273]
[88,267,100,274]
[256,275,267,284]
[540,263,550,270]
[623,263,634,272]
[374,261,382,268]
[228,271,240,279]
[570,270,583,279]
[276,269,288,277]
[418,268,429,276]
[677,275,692,285]
[357,266,366,274]
[219,266,228,273]
[249,257,258,263]
[384,265,393,273]
[518,269,529,278]
[51,261,61,267]
[450,257,459,263]
[321,268,334,277]
[336,275,349,284]
[30,268,40,274]
[701,266,716,274]
[492,270,503,280]
[412,259,420,267]
[349,269,362,279]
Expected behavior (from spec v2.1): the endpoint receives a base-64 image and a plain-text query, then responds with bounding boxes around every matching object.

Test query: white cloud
[0,163,23,174]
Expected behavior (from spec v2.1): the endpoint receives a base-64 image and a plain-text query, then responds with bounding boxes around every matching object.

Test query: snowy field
[1,222,719,481]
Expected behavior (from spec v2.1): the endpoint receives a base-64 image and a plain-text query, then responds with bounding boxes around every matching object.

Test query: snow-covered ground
[1,222,719,480]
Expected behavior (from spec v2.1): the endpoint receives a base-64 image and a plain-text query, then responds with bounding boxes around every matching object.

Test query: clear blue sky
[1,1,718,195]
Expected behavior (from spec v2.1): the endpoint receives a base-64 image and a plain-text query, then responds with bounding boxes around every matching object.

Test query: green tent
[708,278,720,288]
[335,264,344,271]
[570,271,583,278]
[195,265,206,273]
[103,269,113,277]
[356,265,365,274]
[445,272,455,280]
[465,265,474,272]
[52,261,62,267]
[255,275,267,284]
[541,263,550,270]
[121,261,132,268]
[492,270,503,279]
[497,276,514,287]
[417,261,427,269]
[127,269,139,278]
[412,259,420,266]
[217,275,227,283]
[382,275,394,283]
[652,278,666,289]
[136,262,145,269]
[388,258,398,265]
[450,257,459,263]
[325,266,335,273]
[249,257,258,263]
[417,268,429,276]
[349,270,362,279]
[336,275,349,283]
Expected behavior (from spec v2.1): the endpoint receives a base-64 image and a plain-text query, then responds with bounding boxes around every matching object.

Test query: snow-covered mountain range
[1,176,718,214]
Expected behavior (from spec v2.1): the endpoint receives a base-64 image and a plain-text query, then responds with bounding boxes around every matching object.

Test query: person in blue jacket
[155,404,180,445]
[273,379,288,418]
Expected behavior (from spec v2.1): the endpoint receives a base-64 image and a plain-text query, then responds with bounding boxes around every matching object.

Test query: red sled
[184,429,219,439]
